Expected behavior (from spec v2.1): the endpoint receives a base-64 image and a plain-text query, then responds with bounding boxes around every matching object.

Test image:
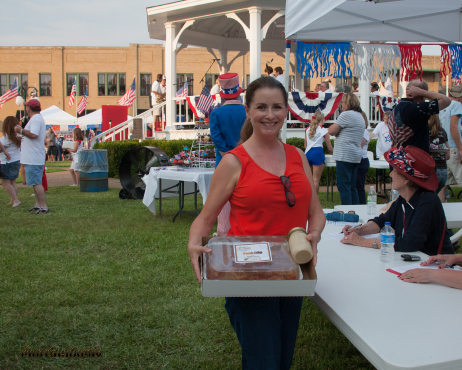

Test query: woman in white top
[356,111,371,204]
[304,110,333,194]
[369,111,391,160]
[0,117,22,207]
[68,127,84,186]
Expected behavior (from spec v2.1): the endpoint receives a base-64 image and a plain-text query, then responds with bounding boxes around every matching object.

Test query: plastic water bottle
[380,222,395,263]
[367,186,377,216]
[391,189,399,202]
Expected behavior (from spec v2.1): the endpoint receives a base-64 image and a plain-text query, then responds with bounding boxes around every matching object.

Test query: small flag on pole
[118,78,136,107]
[0,79,18,109]
[176,81,188,98]
[77,87,88,114]
[68,78,76,107]
[196,85,214,114]
[242,76,245,89]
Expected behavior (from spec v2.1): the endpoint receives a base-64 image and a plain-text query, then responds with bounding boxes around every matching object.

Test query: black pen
[436,260,454,269]
[340,224,362,234]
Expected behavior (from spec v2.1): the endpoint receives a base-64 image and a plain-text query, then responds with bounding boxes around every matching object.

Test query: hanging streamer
[449,44,462,80]
[296,41,352,79]
[399,45,423,81]
[350,44,400,83]
[440,45,451,79]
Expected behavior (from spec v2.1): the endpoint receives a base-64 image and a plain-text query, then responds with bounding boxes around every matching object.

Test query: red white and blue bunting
[288,92,343,123]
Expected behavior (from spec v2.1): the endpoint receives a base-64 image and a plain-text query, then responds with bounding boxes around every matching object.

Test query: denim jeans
[225,297,303,370]
[56,145,63,161]
[356,157,370,205]
[435,168,448,195]
[336,160,360,205]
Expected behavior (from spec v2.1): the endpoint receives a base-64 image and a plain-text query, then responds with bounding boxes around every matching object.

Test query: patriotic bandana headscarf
[387,147,431,181]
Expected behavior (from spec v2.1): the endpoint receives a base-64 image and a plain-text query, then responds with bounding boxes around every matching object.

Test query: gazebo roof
[146,0,287,52]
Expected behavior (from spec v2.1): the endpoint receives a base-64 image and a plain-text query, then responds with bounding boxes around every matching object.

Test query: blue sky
[0,0,441,55]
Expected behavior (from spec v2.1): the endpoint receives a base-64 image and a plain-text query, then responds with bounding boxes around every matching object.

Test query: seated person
[399,254,462,290]
[340,146,454,256]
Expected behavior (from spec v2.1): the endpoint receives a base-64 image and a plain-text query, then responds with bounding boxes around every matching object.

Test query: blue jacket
[209,103,246,167]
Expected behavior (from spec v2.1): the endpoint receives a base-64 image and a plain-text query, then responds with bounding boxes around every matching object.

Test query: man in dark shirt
[388,80,450,153]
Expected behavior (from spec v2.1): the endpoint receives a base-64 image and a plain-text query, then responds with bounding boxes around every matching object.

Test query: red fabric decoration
[399,45,423,81]
[440,44,451,79]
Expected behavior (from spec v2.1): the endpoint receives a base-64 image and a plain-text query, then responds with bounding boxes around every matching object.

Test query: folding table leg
[159,178,162,217]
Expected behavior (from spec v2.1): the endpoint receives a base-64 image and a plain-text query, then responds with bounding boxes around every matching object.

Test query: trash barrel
[79,149,109,192]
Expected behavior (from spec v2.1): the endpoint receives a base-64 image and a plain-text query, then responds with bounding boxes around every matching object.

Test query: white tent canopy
[285,0,462,43]
[41,105,77,126]
[76,109,133,129]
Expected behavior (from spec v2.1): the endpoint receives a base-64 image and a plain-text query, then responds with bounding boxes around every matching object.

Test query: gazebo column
[219,50,228,74]
[249,7,262,82]
[165,23,177,132]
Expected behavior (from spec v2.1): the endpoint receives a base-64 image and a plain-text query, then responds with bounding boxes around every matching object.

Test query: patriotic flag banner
[399,44,422,81]
[68,78,76,107]
[185,96,205,119]
[288,92,343,123]
[0,79,18,109]
[196,85,214,114]
[77,87,88,114]
[176,81,188,98]
[118,78,136,107]
[376,96,401,117]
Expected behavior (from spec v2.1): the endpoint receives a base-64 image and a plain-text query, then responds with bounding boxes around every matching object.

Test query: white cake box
[63,141,75,149]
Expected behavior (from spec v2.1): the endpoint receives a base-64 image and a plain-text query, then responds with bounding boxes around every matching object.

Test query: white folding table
[313,223,462,370]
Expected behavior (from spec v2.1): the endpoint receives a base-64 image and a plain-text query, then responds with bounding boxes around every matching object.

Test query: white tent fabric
[77,109,133,129]
[285,0,462,43]
[41,105,77,126]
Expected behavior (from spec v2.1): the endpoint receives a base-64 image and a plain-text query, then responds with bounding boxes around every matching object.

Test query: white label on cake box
[234,243,272,263]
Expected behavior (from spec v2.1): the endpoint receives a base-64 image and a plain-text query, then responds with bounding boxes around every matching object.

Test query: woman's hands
[188,243,212,283]
[421,254,462,268]
[340,232,365,247]
[305,233,319,267]
[399,268,435,284]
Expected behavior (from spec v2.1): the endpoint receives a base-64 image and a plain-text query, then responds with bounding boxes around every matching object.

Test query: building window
[177,74,193,95]
[97,73,126,96]
[140,74,152,96]
[66,74,89,96]
[205,74,219,92]
[0,74,28,95]
[39,74,51,96]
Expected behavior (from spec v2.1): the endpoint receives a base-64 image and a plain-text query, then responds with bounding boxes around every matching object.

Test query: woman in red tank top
[188,77,326,370]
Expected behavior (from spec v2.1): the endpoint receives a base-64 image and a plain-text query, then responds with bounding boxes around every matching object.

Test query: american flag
[0,79,18,109]
[197,85,214,114]
[287,91,343,122]
[68,78,76,107]
[176,81,188,98]
[388,106,413,149]
[241,76,245,89]
[77,87,88,114]
[118,78,136,107]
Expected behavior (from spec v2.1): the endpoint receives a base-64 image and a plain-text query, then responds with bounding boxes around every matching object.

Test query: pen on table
[436,260,454,269]
[340,224,362,234]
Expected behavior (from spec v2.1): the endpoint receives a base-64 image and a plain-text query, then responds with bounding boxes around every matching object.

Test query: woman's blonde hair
[73,127,84,141]
[308,110,324,140]
[342,93,361,113]
[239,76,288,144]
[428,114,442,140]
[2,116,21,147]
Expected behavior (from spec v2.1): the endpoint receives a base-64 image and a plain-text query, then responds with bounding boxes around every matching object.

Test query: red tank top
[227,143,312,237]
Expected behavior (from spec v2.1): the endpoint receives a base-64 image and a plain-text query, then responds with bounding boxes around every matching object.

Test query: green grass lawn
[0,186,460,369]
[46,161,72,168]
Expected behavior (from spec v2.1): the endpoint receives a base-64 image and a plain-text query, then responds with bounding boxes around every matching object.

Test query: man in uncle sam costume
[210,72,246,236]
[210,73,246,167]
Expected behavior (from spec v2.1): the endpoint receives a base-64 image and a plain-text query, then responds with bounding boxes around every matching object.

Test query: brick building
[0,44,445,123]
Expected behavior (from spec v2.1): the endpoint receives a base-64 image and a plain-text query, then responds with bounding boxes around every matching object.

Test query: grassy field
[0,186,460,370]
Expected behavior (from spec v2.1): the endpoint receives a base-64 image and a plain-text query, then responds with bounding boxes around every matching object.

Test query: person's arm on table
[400,268,462,289]
[298,148,326,267]
[188,154,241,282]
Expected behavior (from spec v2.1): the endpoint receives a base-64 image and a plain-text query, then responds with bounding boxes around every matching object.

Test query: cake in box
[204,236,300,280]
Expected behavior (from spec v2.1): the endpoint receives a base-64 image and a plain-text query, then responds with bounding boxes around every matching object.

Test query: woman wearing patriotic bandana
[340,146,454,256]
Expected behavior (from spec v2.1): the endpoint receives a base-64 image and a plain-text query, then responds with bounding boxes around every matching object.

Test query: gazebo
[146,0,290,131]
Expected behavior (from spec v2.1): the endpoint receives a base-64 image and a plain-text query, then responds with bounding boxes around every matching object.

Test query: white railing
[92,94,384,143]
[90,102,166,146]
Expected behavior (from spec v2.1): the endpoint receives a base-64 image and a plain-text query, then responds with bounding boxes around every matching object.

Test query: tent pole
[282,40,291,143]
